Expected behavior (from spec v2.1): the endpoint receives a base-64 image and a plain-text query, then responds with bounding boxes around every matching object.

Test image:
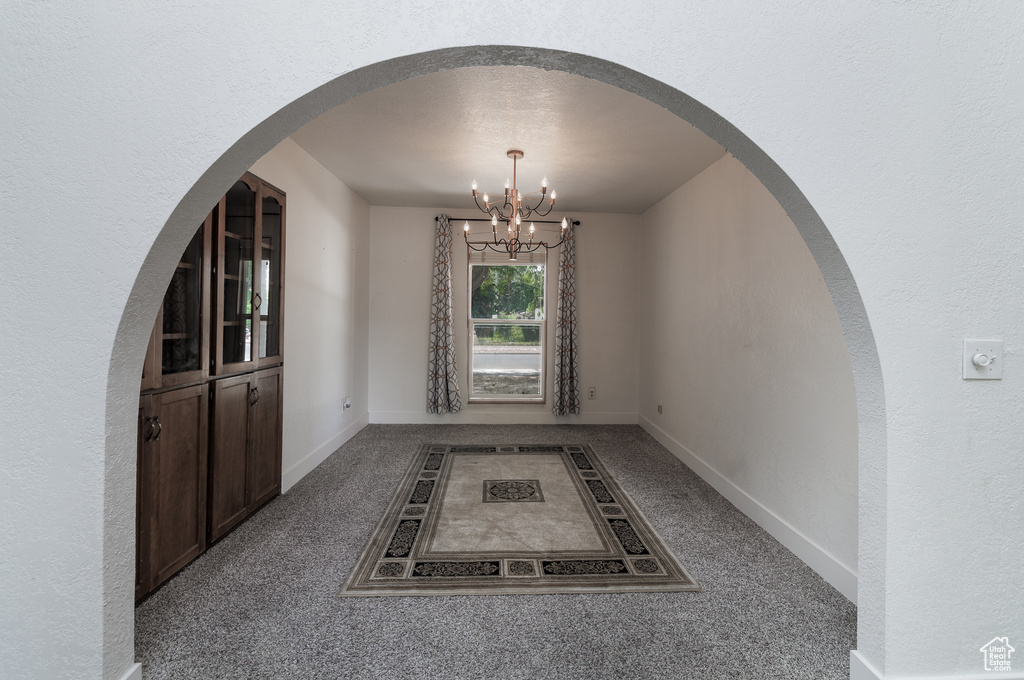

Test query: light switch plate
[963,339,1003,380]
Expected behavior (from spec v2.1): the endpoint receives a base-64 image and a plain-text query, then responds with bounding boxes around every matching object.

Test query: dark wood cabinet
[135,401,148,602]
[208,366,283,543]
[207,373,252,541]
[213,173,286,376]
[137,172,284,602]
[250,366,284,507]
[256,183,286,368]
[136,385,209,597]
[141,212,213,391]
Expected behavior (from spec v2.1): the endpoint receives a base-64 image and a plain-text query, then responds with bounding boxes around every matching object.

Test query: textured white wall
[2,3,1022,679]
[638,154,859,595]
[368,207,639,423]
[248,139,370,489]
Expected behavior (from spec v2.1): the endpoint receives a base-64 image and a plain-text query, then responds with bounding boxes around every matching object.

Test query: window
[468,254,547,402]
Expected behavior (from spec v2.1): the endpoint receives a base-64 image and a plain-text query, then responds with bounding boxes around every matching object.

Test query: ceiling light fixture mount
[466,149,573,261]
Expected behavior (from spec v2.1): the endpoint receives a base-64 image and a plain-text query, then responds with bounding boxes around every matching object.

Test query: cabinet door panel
[256,185,285,367]
[215,177,258,376]
[136,396,153,601]
[249,367,282,508]
[141,214,212,392]
[140,322,161,392]
[209,374,252,541]
[159,218,211,387]
[150,385,208,588]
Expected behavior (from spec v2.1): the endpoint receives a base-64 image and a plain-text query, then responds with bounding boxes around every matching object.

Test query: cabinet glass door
[141,211,211,390]
[162,224,204,376]
[258,191,284,364]
[220,179,256,371]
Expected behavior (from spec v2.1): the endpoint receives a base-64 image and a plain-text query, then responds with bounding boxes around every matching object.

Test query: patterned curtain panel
[427,214,462,413]
[553,221,580,415]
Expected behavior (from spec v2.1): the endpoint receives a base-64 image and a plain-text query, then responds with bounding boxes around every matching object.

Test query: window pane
[470,265,544,320]
[472,323,541,396]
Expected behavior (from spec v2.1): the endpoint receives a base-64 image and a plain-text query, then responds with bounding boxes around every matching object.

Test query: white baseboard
[119,663,142,680]
[851,651,883,680]
[852,648,1024,680]
[904,672,1024,679]
[369,410,638,425]
[281,412,369,492]
[639,414,858,602]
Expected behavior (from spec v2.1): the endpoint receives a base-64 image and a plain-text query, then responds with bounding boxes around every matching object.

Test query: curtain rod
[436,216,580,226]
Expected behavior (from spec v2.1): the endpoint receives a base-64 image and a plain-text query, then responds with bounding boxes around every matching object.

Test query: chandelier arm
[526,193,546,213]
[466,240,510,254]
[472,194,509,222]
[464,228,519,252]
[464,228,501,252]
[528,219,578,251]
[533,201,554,217]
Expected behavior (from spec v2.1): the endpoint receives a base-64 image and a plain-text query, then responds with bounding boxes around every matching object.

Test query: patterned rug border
[338,444,701,597]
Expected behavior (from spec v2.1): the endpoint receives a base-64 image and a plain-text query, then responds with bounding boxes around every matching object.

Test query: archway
[105,45,887,674]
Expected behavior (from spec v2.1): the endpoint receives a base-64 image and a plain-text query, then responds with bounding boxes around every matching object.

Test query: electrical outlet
[344,396,352,409]
[657,405,663,414]
[588,387,596,400]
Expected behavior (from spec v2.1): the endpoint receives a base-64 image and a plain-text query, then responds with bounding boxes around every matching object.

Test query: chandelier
[464,149,572,261]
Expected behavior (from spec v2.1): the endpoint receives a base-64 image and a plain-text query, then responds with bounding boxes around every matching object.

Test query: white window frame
[467,250,548,404]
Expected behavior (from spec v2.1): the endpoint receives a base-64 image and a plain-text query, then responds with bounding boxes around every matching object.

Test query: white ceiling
[290,66,727,215]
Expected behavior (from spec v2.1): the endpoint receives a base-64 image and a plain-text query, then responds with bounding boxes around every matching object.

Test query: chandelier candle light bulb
[466,149,574,261]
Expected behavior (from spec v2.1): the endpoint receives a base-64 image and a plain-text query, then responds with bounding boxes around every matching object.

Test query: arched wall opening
[104,46,887,674]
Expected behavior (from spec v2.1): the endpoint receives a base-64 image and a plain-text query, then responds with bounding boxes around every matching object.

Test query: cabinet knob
[152,417,162,441]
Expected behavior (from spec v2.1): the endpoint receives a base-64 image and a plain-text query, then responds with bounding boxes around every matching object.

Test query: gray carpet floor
[135,424,856,679]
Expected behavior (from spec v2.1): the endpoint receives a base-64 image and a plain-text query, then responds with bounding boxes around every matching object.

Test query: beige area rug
[339,444,700,596]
